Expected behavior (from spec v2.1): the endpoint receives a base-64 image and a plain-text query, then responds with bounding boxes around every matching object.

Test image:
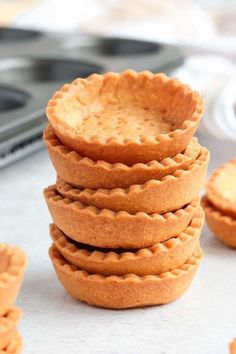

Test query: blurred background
[0,0,236,168]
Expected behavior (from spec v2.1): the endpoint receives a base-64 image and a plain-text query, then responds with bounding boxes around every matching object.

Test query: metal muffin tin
[0,27,183,167]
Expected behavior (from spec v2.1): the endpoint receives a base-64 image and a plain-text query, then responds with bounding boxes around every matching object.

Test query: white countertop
[1,133,236,354]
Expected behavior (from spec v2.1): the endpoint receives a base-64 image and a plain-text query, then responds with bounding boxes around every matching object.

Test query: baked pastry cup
[46,70,203,165]
[202,197,236,248]
[56,147,209,214]
[44,125,200,189]
[0,245,27,316]
[50,207,203,276]
[0,307,21,351]
[49,245,203,309]
[44,185,199,249]
[206,158,236,218]
[230,338,236,354]
[0,332,23,354]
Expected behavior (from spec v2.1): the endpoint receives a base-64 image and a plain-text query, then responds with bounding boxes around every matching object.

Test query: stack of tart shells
[203,158,236,249]
[44,70,209,309]
[0,244,27,353]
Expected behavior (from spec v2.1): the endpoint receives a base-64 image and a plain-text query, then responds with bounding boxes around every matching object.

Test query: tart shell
[46,70,203,165]
[56,147,209,214]
[44,125,200,189]
[0,245,27,317]
[44,185,200,249]
[230,338,236,354]
[50,207,203,276]
[49,245,203,309]
[202,196,236,248]
[0,308,22,350]
[206,158,236,218]
[0,332,23,354]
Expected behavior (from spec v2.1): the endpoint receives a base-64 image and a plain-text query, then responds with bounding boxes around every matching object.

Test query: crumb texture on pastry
[48,71,200,139]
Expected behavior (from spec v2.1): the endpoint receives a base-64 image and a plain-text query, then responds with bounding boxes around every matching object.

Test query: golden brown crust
[50,207,203,276]
[46,70,203,165]
[0,308,22,351]
[0,332,23,354]
[206,158,236,218]
[230,338,236,354]
[56,147,209,214]
[49,245,203,309]
[44,125,200,189]
[44,185,200,249]
[202,196,236,248]
[0,245,27,317]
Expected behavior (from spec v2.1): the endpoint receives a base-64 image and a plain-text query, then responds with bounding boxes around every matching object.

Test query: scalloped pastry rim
[46,70,203,147]
[49,245,203,282]
[44,125,200,171]
[44,186,200,221]
[50,207,204,263]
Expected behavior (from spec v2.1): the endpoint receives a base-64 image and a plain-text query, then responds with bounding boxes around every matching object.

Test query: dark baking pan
[57,35,183,72]
[0,57,102,84]
[0,27,43,42]
[0,57,103,167]
[0,57,103,134]
[0,85,29,113]
[0,29,184,167]
[0,27,61,57]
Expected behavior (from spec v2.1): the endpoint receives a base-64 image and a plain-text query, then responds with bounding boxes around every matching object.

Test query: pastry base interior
[46,70,203,164]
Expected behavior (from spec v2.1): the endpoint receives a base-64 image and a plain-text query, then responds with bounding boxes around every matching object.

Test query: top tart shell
[44,125,200,189]
[206,158,236,218]
[46,70,203,165]
[0,245,27,317]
